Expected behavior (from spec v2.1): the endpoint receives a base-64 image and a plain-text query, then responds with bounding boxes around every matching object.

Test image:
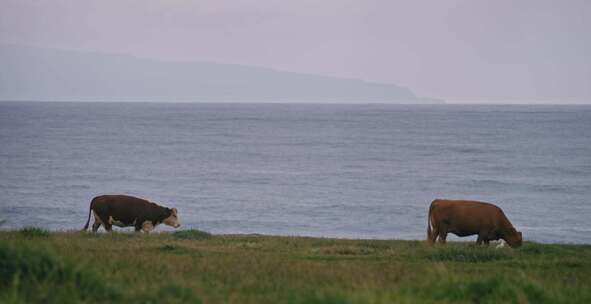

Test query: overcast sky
[1,0,590,103]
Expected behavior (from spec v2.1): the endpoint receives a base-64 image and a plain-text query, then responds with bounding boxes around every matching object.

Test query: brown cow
[427,199,522,248]
[82,195,181,233]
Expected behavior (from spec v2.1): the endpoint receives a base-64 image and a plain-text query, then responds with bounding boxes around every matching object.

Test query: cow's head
[163,208,181,228]
[503,227,523,248]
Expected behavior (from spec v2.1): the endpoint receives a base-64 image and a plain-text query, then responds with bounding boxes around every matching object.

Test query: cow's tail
[427,201,435,244]
[81,201,93,231]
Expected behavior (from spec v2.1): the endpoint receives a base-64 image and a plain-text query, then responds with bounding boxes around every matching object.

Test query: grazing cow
[82,195,180,233]
[427,199,522,248]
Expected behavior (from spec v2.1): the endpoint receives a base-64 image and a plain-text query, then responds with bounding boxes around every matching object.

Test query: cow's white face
[163,208,181,228]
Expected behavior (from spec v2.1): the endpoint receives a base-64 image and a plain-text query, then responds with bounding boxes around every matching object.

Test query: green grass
[172,229,212,240]
[0,231,589,303]
[18,226,50,238]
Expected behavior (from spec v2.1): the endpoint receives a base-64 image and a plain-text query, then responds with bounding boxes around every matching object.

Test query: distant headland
[0,44,443,104]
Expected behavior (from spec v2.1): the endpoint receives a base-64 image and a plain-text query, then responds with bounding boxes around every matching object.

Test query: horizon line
[2,100,591,106]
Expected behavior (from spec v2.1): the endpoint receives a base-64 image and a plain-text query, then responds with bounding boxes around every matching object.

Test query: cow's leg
[427,217,436,245]
[427,225,436,244]
[92,221,101,232]
[484,230,497,246]
[477,232,489,246]
[141,221,155,234]
[91,211,103,232]
[427,232,437,245]
[438,230,447,244]
[134,219,144,233]
[435,223,447,244]
[430,227,440,244]
[103,222,113,232]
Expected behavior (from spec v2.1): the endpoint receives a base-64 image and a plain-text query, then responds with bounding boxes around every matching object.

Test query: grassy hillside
[1,228,590,303]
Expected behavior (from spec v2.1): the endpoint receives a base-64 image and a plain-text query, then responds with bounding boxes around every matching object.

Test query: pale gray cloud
[1,0,590,103]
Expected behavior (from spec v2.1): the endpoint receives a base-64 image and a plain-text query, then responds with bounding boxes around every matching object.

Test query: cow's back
[430,199,504,236]
[91,195,154,224]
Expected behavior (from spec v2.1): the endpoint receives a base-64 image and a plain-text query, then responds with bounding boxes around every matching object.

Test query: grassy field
[1,228,590,304]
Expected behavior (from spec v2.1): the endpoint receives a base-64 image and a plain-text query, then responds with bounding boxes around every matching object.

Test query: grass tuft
[19,227,50,238]
[157,244,193,255]
[0,241,120,302]
[311,246,376,256]
[137,284,203,304]
[402,275,554,303]
[427,245,513,263]
[288,291,350,304]
[172,229,212,240]
[156,284,203,303]
[160,244,177,251]
[519,243,562,255]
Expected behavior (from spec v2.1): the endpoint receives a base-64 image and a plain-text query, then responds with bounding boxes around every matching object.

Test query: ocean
[1,102,590,243]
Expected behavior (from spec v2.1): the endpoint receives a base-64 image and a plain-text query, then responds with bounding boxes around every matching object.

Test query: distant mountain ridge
[0,45,443,103]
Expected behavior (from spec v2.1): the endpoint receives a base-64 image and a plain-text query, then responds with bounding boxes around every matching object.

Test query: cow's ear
[171,208,178,215]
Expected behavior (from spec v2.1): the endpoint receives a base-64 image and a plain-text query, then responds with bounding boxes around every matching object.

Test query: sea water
[1,102,590,243]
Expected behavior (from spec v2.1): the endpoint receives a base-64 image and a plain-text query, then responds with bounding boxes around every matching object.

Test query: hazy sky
[1,0,590,103]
